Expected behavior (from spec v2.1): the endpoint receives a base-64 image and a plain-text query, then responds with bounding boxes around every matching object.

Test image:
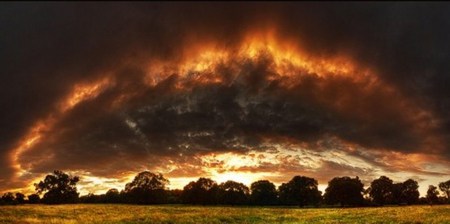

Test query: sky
[1,2,449,196]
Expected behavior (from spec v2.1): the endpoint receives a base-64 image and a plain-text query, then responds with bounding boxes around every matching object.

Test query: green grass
[0,204,449,224]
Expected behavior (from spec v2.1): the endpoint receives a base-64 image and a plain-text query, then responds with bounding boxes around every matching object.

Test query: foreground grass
[0,204,449,224]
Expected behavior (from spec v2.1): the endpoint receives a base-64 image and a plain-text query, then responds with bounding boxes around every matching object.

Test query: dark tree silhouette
[250,180,278,205]
[438,180,450,202]
[34,170,79,204]
[104,188,120,203]
[324,176,364,206]
[391,183,403,204]
[217,180,249,205]
[1,192,15,205]
[28,194,40,204]
[125,172,169,191]
[279,176,322,207]
[3,171,447,207]
[426,185,440,205]
[167,189,183,204]
[369,176,393,205]
[123,171,169,204]
[182,178,219,205]
[79,193,102,203]
[369,177,419,205]
[15,193,25,204]
[400,179,420,205]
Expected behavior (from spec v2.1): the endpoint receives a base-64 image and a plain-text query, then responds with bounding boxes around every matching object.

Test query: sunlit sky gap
[1,2,449,196]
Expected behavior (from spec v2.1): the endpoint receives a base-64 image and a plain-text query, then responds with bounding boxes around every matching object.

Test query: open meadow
[0,204,449,224]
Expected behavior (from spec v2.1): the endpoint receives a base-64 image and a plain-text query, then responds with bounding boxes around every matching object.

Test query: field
[0,204,449,224]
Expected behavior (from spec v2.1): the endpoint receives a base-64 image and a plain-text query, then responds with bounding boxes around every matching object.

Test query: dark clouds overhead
[1,2,450,192]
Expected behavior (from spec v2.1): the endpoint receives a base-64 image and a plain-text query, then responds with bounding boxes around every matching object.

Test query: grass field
[0,204,449,224]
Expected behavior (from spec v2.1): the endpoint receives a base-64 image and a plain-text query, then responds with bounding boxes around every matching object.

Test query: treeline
[1,170,450,207]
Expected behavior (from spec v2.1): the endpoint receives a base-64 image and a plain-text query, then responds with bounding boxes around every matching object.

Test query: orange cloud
[4,28,448,197]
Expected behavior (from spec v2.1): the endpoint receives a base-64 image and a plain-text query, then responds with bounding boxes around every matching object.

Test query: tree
[125,171,169,192]
[426,185,439,205]
[15,193,25,204]
[401,179,419,205]
[167,189,183,204]
[1,192,15,205]
[389,179,419,205]
[369,176,393,205]
[324,176,364,206]
[79,193,102,203]
[217,180,249,205]
[28,194,40,204]
[391,183,403,205]
[34,170,79,204]
[182,178,219,205]
[250,180,278,205]
[418,197,428,205]
[279,176,322,206]
[438,180,450,203]
[104,188,120,203]
[123,171,169,204]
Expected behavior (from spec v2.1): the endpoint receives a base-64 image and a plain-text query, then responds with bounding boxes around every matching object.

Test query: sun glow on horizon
[4,28,448,199]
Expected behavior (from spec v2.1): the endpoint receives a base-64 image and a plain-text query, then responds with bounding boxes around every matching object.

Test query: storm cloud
[1,2,449,193]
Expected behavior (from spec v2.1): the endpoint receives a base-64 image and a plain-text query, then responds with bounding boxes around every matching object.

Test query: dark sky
[1,2,449,194]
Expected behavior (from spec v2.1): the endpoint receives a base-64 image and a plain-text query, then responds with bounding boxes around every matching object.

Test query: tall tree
[438,180,450,202]
[390,179,419,205]
[182,178,218,205]
[34,170,79,204]
[104,188,120,203]
[1,192,15,205]
[15,193,25,204]
[27,194,40,204]
[125,172,169,192]
[250,180,278,205]
[279,176,322,206]
[426,185,440,205]
[401,179,419,205]
[123,171,169,204]
[391,183,404,204]
[369,176,393,205]
[217,180,249,205]
[324,176,364,206]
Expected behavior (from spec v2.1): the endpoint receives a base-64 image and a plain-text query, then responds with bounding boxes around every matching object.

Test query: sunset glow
[1,2,449,200]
